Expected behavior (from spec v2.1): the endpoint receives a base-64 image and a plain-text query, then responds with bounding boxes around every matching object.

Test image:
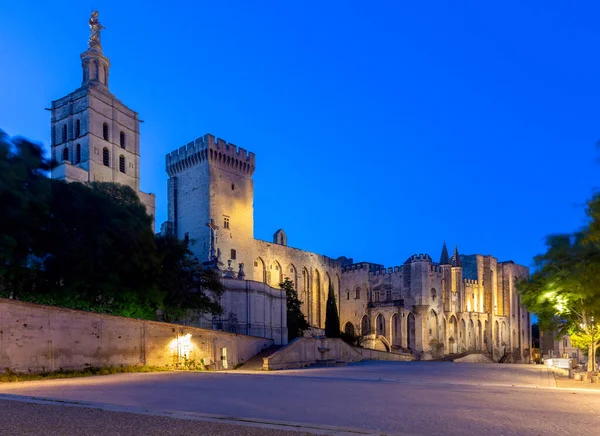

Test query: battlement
[463,278,478,285]
[404,253,432,264]
[341,262,384,274]
[166,133,256,177]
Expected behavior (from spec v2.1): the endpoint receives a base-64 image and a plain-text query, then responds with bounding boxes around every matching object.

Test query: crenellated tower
[165,134,256,270]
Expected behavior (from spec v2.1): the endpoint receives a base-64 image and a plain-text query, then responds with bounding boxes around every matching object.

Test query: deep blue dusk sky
[1,1,598,269]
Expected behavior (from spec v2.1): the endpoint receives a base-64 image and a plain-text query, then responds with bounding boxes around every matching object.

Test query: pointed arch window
[62,124,67,143]
[75,119,81,137]
[103,122,109,141]
[119,155,125,173]
[62,147,69,162]
[103,147,109,167]
[120,131,125,149]
[75,144,81,164]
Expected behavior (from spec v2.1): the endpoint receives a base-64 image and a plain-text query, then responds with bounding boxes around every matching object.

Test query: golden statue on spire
[88,10,105,48]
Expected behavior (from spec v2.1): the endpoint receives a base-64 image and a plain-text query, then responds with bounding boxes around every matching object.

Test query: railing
[368,299,404,308]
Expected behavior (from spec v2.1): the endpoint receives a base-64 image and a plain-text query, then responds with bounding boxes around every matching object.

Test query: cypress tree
[325,279,341,338]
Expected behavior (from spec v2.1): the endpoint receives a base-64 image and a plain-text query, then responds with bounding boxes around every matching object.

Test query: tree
[155,235,224,323]
[0,132,51,296]
[325,279,340,338]
[279,277,308,341]
[518,194,600,372]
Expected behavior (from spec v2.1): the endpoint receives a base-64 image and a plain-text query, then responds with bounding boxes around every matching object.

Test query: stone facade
[49,18,155,229]
[340,250,531,361]
[163,134,532,361]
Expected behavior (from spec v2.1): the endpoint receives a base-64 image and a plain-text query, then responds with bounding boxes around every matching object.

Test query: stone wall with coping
[0,299,272,373]
[263,337,412,370]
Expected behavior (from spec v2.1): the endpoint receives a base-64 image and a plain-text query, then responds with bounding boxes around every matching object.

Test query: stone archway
[312,269,321,328]
[376,314,385,337]
[343,322,355,337]
[253,257,266,283]
[428,310,439,341]
[468,319,475,350]
[407,313,416,350]
[460,319,467,352]
[391,314,401,348]
[361,315,370,336]
[448,315,458,354]
[477,320,483,350]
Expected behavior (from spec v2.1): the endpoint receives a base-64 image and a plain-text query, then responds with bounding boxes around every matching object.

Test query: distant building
[541,330,585,364]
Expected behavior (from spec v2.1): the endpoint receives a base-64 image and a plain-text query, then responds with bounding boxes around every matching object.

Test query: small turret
[439,241,450,265]
[451,245,462,267]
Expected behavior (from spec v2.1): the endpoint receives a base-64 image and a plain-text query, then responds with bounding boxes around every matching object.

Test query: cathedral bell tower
[50,11,156,229]
[81,11,110,88]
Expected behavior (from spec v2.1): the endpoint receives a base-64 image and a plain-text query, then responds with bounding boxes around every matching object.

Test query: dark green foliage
[0,131,223,320]
[155,235,224,322]
[0,133,50,296]
[280,277,308,341]
[518,193,600,372]
[325,279,340,338]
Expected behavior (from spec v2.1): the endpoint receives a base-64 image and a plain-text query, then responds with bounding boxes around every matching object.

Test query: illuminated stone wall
[0,299,272,373]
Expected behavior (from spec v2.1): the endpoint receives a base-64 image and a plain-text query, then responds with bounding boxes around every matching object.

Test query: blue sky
[1,1,599,269]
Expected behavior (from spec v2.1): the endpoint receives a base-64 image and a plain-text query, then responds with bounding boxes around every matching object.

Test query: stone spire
[80,11,110,88]
[451,245,462,267]
[439,241,450,265]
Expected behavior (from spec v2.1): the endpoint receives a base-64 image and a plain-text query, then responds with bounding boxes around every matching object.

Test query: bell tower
[50,11,156,229]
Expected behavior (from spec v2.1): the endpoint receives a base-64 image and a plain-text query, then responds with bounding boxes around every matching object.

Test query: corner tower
[165,134,256,270]
[50,11,155,227]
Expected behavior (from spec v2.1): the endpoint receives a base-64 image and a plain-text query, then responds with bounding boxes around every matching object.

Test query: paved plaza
[1,362,600,435]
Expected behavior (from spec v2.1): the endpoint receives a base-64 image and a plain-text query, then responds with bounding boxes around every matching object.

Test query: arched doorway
[407,313,416,350]
[391,314,400,347]
[287,264,297,290]
[361,315,370,336]
[468,319,475,350]
[344,322,355,337]
[376,314,385,337]
[302,268,310,311]
[477,320,483,350]
[448,315,458,354]
[269,260,282,286]
[460,319,467,351]
[495,320,500,347]
[312,269,321,327]
[253,258,266,283]
[428,310,439,341]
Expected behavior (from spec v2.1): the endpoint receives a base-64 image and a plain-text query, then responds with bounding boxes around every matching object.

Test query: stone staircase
[237,345,283,371]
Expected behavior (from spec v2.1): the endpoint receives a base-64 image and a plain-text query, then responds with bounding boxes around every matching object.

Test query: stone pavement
[1,362,600,435]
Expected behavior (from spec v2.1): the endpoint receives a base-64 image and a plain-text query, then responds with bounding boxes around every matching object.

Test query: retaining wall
[0,299,272,373]
[263,337,412,370]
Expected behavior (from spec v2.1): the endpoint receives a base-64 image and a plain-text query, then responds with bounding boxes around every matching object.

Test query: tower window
[103,147,109,166]
[231,183,235,190]
[231,249,236,260]
[119,155,125,173]
[75,119,81,138]
[355,287,361,299]
[62,147,69,162]
[120,131,125,149]
[223,217,230,229]
[76,144,81,164]
[103,123,109,141]
[62,124,67,143]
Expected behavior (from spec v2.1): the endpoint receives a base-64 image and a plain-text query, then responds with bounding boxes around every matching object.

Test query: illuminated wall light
[169,333,193,359]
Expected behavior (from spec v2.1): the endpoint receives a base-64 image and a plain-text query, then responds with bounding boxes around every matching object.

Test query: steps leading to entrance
[237,345,283,371]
